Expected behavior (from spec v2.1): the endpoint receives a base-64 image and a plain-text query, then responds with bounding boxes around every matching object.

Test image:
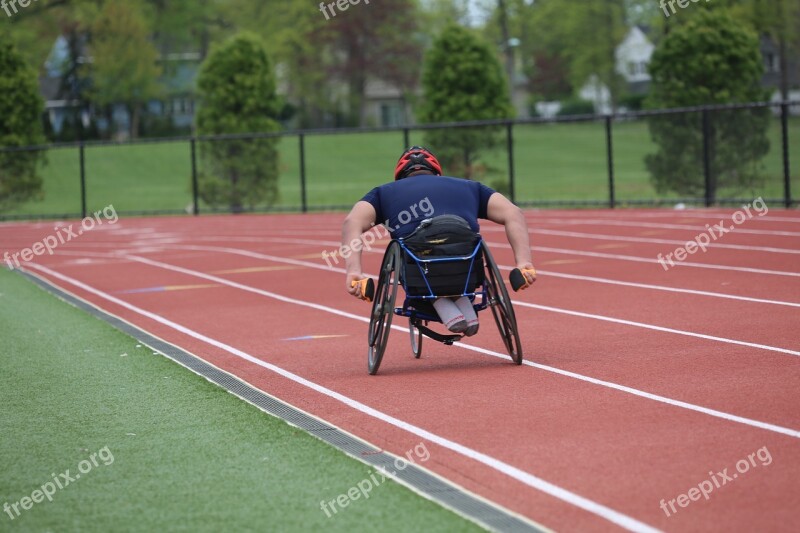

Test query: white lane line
[511,269,800,309]
[527,245,800,277]
[512,301,800,357]
[223,234,800,277]
[191,234,800,278]
[155,244,800,354]
[530,218,800,237]
[169,240,800,308]
[524,212,800,224]
[41,250,800,440]
[23,262,661,533]
[528,229,800,255]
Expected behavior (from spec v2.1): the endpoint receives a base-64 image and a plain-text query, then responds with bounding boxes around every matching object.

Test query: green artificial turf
[0,268,483,532]
[3,117,799,217]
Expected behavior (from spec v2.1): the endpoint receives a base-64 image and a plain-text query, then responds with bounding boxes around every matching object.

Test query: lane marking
[528,229,800,255]
[173,242,800,309]
[526,212,800,224]
[118,284,220,294]
[202,235,800,277]
[527,245,800,277]
[540,259,585,266]
[34,252,800,441]
[593,243,630,250]
[528,218,800,237]
[23,263,660,533]
[283,335,349,341]
[125,249,800,359]
[512,301,800,357]
[211,266,298,274]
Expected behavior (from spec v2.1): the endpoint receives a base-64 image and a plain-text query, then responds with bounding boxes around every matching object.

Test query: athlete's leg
[455,296,479,336]
[433,297,467,333]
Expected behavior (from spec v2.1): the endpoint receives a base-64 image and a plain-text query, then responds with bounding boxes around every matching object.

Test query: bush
[645,10,769,199]
[619,93,646,111]
[417,25,513,179]
[556,98,595,117]
[0,37,46,210]
[196,33,282,212]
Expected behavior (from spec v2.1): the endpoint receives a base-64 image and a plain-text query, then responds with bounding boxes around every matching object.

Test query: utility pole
[498,0,515,103]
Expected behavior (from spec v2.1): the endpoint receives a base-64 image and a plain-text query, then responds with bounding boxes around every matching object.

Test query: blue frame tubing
[365,235,524,374]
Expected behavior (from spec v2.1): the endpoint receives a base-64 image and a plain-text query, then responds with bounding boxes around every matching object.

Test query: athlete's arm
[342,201,377,298]
[486,193,536,286]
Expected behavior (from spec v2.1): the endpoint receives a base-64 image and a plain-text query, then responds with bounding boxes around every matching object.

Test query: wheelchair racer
[342,146,536,335]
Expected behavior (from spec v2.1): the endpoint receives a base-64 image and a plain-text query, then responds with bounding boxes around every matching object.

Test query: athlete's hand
[346,271,366,300]
[514,263,537,291]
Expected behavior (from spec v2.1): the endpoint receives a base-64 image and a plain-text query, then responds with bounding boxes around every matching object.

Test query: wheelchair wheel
[368,241,401,375]
[409,319,423,358]
[482,242,523,365]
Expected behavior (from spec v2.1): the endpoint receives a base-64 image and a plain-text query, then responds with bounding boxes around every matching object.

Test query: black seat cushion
[401,215,484,297]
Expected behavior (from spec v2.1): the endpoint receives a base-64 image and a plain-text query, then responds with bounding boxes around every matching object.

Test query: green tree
[0,36,46,210]
[195,32,281,212]
[527,0,628,111]
[645,10,769,200]
[418,24,513,179]
[91,0,162,139]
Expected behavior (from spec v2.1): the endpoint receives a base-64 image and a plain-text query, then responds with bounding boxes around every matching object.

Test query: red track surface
[3,208,799,531]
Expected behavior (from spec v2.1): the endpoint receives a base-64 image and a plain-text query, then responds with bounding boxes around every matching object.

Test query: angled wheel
[368,241,402,374]
[482,241,523,364]
[409,319,423,358]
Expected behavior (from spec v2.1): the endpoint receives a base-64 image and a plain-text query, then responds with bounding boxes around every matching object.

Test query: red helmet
[394,146,442,180]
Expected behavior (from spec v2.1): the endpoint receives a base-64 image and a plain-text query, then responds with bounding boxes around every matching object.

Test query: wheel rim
[409,320,422,358]
[483,244,523,364]
[367,243,400,374]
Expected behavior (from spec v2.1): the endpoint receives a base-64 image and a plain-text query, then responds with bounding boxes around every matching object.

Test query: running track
[2,208,799,532]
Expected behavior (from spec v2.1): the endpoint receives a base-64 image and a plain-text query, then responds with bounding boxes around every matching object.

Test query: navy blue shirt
[360,175,496,238]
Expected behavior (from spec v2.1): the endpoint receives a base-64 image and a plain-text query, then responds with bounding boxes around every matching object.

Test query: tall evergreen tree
[195,32,281,212]
[418,24,513,179]
[646,10,769,200]
[0,35,46,210]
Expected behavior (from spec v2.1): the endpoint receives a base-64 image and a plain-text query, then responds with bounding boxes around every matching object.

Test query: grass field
[0,268,481,531]
[3,117,799,217]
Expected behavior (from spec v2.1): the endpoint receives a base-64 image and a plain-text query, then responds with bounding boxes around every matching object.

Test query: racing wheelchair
[354,215,531,375]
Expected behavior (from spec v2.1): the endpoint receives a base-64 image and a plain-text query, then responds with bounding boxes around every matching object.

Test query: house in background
[761,36,800,108]
[577,25,800,116]
[38,34,201,140]
[579,25,654,115]
[363,78,411,127]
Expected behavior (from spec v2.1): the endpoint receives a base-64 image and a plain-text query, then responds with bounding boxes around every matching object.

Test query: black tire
[482,241,523,364]
[409,319,423,358]
[368,241,401,374]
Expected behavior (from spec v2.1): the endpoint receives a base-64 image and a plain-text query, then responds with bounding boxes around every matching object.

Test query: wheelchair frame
[366,236,523,375]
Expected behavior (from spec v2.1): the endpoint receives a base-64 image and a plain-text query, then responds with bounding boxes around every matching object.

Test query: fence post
[190,138,199,215]
[299,133,307,213]
[781,102,792,208]
[79,142,87,218]
[702,109,714,207]
[403,128,410,149]
[605,115,615,209]
[506,122,516,203]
